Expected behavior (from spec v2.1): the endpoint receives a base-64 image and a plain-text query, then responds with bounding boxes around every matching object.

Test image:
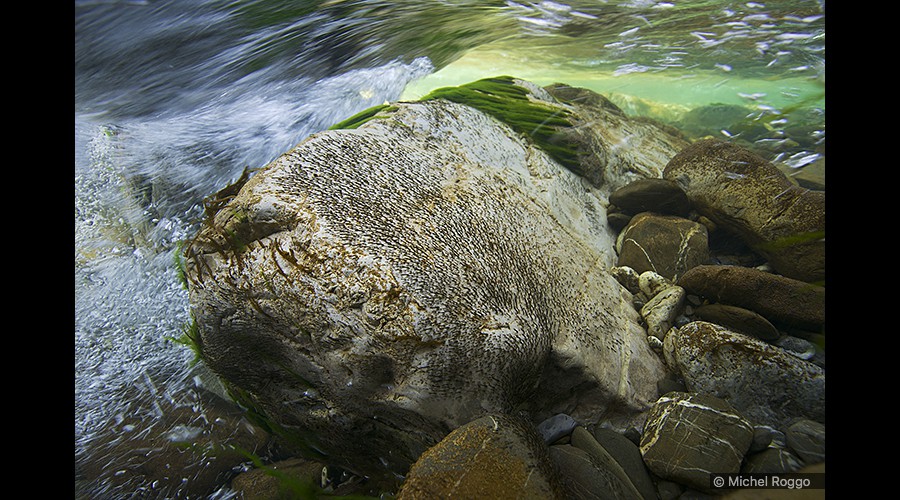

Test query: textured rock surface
[678,265,825,332]
[398,415,566,499]
[663,321,825,429]
[641,285,686,341]
[616,212,709,281]
[640,392,753,492]
[663,139,825,283]
[183,79,677,479]
[786,419,826,465]
[609,178,691,216]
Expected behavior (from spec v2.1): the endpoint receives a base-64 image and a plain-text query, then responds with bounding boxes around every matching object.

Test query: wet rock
[398,415,566,499]
[229,458,324,500]
[638,270,674,298]
[616,212,710,281]
[663,139,825,283]
[741,448,803,474]
[610,266,642,296]
[609,178,692,216]
[590,428,657,500]
[641,285,686,341]
[777,157,825,191]
[748,426,776,453]
[663,321,825,429]
[774,335,819,361]
[640,392,754,493]
[677,264,825,332]
[786,419,826,465]
[550,441,643,500]
[543,83,690,189]
[538,413,579,444]
[693,303,780,341]
[183,78,673,480]
[607,211,634,231]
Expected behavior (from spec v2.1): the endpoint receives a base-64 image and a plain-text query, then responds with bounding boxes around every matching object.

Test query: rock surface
[663,321,825,429]
[616,212,710,281]
[693,303,780,341]
[663,139,825,283]
[640,392,754,493]
[609,178,692,217]
[398,414,566,499]
[183,78,679,480]
[677,264,825,332]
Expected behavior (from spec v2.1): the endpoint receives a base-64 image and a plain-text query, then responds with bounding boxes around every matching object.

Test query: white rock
[640,285,686,340]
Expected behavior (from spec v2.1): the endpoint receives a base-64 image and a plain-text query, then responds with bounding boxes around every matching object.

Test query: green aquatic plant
[419,76,581,171]
[167,315,204,366]
[173,240,189,290]
[232,446,387,500]
[328,104,399,130]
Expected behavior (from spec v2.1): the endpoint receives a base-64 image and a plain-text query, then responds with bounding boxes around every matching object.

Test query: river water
[74,1,825,498]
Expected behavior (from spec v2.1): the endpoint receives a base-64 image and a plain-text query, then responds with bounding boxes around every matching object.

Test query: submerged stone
[663,139,825,283]
[640,392,753,493]
[663,321,825,429]
[398,415,566,499]
[182,77,680,481]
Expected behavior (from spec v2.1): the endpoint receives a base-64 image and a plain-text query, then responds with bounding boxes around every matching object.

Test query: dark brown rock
[741,448,802,474]
[663,139,824,283]
[550,443,643,500]
[609,178,692,216]
[640,392,753,493]
[398,414,566,499]
[590,428,658,500]
[229,458,324,500]
[786,419,826,465]
[693,303,780,341]
[677,265,825,332]
[617,212,709,281]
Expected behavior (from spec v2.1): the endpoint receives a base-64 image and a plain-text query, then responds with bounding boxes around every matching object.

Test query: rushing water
[74,1,825,498]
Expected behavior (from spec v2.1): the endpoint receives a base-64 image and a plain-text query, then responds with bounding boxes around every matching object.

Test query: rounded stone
[677,265,825,332]
[663,321,825,429]
[398,415,566,499]
[609,178,692,216]
[617,212,709,281]
[785,419,826,465]
[693,303,780,341]
[663,139,824,283]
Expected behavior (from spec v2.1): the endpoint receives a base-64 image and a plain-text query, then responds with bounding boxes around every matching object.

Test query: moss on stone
[419,76,581,171]
[328,104,399,130]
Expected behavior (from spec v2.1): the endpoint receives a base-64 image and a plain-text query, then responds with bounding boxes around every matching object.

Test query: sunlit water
[74,1,825,497]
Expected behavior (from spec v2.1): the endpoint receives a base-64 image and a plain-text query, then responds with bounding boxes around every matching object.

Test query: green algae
[168,315,204,366]
[328,104,399,130]
[419,76,582,171]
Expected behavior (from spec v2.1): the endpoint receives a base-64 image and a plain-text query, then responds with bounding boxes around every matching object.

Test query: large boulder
[182,77,681,481]
[663,139,825,283]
